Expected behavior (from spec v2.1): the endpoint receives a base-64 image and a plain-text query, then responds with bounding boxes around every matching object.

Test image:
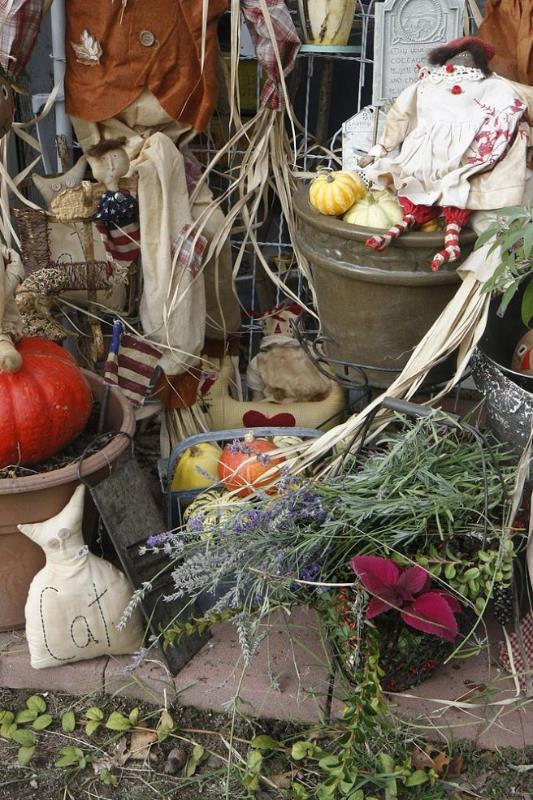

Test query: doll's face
[446,50,475,68]
[87,147,130,188]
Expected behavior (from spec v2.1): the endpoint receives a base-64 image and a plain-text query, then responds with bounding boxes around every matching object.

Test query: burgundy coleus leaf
[367,597,397,619]
[401,591,459,642]
[434,590,463,615]
[397,565,430,597]
[350,555,401,595]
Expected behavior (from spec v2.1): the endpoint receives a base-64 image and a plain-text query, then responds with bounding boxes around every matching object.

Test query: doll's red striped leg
[365,214,416,251]
[365,198,440,252]
[430,207,472,272]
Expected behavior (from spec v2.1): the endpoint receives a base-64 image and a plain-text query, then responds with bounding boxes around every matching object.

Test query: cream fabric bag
[19,486,144,670]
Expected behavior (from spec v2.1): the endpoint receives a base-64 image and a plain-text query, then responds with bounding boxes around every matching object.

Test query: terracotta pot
[0,371,135,631]
[294,186,477,387]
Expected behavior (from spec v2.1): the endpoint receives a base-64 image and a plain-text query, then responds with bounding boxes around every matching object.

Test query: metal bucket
[472,288,533,455]
[294,186,477,387]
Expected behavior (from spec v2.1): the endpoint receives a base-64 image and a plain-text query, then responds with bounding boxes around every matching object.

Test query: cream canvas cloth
[0,245,23,339]
[72,91,241,375]
[19,486,144,670]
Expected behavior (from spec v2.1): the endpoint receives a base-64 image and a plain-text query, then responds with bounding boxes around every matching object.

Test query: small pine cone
[493,584,514,626]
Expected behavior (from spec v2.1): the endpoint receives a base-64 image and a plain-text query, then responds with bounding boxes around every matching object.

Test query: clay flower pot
[0,371,135,631]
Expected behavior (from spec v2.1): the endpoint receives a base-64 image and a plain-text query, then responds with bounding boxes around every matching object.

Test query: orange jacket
[65,0,227,129]
[479,0,533,86]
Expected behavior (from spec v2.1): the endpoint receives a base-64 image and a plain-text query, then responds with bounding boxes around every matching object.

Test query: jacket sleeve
[368,81,419,157]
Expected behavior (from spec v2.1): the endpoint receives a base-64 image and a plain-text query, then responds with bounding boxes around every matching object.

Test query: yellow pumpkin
[171,442,222,492]
[309,171,367,216]
[420,218,442,233]
[343,190,403,229]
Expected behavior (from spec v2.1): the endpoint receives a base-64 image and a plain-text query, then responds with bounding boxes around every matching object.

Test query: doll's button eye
[517,344,528,356]
[57,528,71,540]
[48,538,60,549]
[51,182,62,192]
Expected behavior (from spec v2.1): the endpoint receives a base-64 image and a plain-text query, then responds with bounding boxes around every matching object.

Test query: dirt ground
[0,688,532,800]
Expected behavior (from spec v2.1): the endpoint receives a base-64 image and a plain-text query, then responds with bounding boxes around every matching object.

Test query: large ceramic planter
[294,186,477,387]
[0,372,135,631]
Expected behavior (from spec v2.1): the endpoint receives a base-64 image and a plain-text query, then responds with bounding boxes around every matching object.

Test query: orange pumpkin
[218,433,284,497]
[0,337,92,468]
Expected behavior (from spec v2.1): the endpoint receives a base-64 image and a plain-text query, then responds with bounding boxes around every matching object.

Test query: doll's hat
[444,37,496,62]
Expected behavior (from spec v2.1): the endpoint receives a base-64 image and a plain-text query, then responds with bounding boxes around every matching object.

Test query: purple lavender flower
[300,562,320,582]
[146,531,173,547]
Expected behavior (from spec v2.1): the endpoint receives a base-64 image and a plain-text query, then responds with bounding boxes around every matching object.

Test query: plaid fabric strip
[95,220,141,270]
[241,0,300,110]
[104,328,162,408]
[0,0,43,77]
[499,611,533,694]
[171,223,207,277]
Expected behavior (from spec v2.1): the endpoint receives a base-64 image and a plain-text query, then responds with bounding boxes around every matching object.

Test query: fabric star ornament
[19,485,144,669]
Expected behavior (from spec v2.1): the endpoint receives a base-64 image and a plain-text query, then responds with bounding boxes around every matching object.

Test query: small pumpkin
[0,337,92,468]
[343,190,403,229]
[309,171,366,216]
[171,441,222,492]
[183,488,241,537]
[420,218,442,233]
[218,432,285,497]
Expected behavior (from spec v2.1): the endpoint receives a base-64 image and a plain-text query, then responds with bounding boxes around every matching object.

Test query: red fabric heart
[242,410,296,427]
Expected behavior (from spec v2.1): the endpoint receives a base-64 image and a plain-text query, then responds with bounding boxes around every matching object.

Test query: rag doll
[86,138,139,228]
[64,0,242,406]
[360,37,532,271]
[0,247,24,371]
[246,305,332,403]
[19,485,144,670]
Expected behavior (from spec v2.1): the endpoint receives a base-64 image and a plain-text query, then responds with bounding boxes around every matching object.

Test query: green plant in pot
[344,556,463,692]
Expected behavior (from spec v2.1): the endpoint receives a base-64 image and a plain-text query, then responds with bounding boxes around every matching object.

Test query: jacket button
[139,30,156,47]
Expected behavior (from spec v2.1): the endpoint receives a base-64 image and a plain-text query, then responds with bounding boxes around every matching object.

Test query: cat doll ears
[18,485,86,544]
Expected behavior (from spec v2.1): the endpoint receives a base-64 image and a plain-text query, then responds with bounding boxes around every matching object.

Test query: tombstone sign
[342,106,388,170]
[372,0,465,105]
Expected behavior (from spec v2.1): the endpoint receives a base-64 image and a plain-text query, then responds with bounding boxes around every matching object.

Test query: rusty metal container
[294,186,477,387]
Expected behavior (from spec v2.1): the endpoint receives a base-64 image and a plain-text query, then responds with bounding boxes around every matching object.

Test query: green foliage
[156,709,174,742]
[105,711,132,732]
[55,745,88,770]
[184,744,207,778]
[61,710,76,733]
[477,204,533,321]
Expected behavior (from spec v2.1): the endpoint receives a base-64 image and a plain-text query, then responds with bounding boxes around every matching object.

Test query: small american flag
[104,320,161,407]
[95,220,141,270]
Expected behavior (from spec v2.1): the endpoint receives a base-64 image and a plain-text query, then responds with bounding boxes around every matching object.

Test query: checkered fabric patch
[241,0,300,110]
[171,223,207,277]
[499,611,533,694]
[0,0,43,77]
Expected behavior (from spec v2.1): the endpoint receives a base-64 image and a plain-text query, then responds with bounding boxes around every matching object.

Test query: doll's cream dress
[366,66,530,210]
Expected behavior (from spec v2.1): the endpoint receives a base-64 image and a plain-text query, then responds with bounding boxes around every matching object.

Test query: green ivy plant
[476,203,533,322]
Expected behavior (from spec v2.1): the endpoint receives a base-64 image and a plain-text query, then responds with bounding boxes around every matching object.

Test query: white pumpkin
[343,190,403,229]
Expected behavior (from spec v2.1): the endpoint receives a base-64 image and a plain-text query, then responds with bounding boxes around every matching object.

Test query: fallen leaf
[433,751,450,774]
[447,754,465,777]
[92,737,129,774]
[128,726,158,762]
[411,747,435,771]
[269,771,293,789]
